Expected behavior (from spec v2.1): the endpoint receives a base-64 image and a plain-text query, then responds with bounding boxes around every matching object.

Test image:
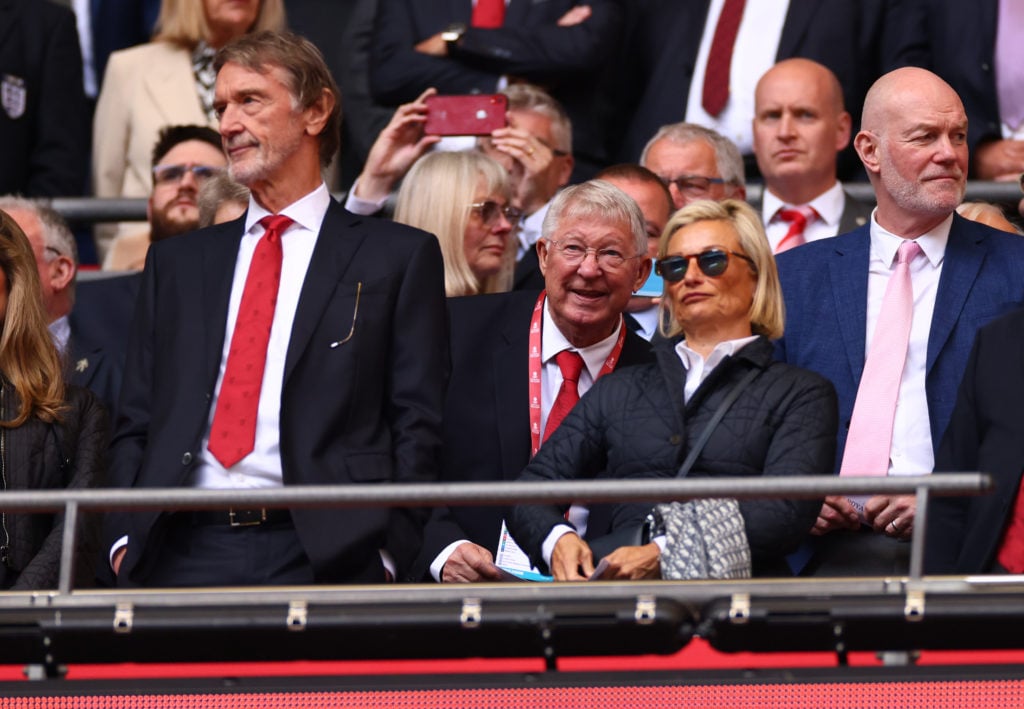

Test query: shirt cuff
[541,524,576,569]
[109,535,128,569]
[430,540,470,582]
[344,178,389,216]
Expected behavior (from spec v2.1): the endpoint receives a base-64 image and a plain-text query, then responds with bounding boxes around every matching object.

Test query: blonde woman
[0,211,108,590]
[395,151,519,297]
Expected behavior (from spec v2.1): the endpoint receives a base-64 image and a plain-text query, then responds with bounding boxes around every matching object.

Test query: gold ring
[527,147,535,156]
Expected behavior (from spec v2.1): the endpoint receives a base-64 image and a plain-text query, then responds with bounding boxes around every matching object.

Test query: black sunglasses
[655,248,757,281]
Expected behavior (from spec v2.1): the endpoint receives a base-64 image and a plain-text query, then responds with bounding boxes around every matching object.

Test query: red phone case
[424,94,508,136]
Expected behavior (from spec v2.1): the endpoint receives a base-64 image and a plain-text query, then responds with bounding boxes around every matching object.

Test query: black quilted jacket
[510,336,838,576]
[0,384,108,590]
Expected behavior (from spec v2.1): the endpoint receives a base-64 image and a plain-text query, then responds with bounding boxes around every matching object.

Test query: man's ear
[304,88,334,138]
[633,256,652,293]
[555,153,574,189]
[49,254,75,293]
[536,238,549,278]
[836,111,853,152]
[854,130,881,176]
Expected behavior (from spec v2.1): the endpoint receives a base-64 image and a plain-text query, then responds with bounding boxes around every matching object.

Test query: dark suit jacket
[106,200,449,585]
[411,290,653,579]
[369,0,623,172]
[67,273,142,423]
[926,307,1024,574]
[776,214,1024,474]
[616,0,922,167]
[0,0,89,196]
[917,0,1004,172]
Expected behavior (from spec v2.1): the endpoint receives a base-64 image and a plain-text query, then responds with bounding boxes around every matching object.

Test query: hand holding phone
[425,94,508,136]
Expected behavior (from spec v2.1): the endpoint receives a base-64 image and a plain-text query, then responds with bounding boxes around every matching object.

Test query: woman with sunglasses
[510,199,838,581]
[395,151,520,297]
[0,211,108,590]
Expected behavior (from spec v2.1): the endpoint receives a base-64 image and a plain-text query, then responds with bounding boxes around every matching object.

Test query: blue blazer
[775,214,1024,473]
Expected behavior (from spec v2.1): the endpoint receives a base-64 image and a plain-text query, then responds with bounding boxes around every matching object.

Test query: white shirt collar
[244,182,331,236]
[49,315,70,354]
[541,298,623,380]
[675,335,759,372]
[517,198,552,257]
[869,211,952,269]
[764,181,845,227]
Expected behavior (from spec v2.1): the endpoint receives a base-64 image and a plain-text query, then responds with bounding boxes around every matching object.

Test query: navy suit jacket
[411,290,653,580]
[776,214,1024,473]
[105,200,449,585]
[926,307,1024,574]
[0,0,89,196]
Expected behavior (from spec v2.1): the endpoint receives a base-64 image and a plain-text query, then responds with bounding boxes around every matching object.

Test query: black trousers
[132,513,316,588]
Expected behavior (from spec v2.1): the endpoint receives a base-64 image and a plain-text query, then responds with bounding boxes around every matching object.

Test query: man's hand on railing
[441,542,503,583]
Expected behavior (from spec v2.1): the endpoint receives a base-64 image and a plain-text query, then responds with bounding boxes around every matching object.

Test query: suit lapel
[141,46,204,125]
[201,217,247,383]
[828,229,870,385]
[927,215,984,373]
[495,306,532,478]
[283,201,366,384]
[504,0,530,27]
[838,191,872,234]
[776,0,815,59]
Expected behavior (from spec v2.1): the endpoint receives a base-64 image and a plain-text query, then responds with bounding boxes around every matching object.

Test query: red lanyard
[528,291,626,456]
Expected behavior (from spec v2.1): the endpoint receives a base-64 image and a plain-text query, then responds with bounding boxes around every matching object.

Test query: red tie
[775,206,817,253]
[207,214,293,469]
[471,0,505,28]
[701,0,746,117]
[543,350,584,443]
[998,487,1024,572]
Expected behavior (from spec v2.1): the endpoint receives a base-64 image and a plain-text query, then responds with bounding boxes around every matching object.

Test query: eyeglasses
[657,174,727,197]
[655,248,757,281]
[469,201,523,227]
[152,163,224,186]
[546,238,640,270]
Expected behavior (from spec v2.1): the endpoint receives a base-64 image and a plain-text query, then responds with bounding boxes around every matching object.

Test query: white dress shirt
[675,335,760,402]
[685,0,787,154]
[864,212,951,477]
[516,199,552,261]
[762,181,848,251]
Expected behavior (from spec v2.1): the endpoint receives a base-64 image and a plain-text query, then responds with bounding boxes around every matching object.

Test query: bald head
[861,67,964,134]
[854,67,968,237]
[753,58,851,204]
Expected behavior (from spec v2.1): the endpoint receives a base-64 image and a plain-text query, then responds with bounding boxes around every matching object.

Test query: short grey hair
[501,83,573,154]
[542,180,647,256]
[0,196,78,265]
[639,122,745,187]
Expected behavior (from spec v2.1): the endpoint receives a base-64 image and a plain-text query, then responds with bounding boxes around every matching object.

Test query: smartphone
[424,94,508,136]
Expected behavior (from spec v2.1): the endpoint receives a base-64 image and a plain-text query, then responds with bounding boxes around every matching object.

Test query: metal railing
[44,182,1024,225]
[0,472,990,596]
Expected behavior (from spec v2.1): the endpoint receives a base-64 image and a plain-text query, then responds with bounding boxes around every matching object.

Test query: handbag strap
[676,366,760,478]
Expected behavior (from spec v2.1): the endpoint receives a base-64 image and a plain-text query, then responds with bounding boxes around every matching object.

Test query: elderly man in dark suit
[776,67,1024,576]
[414,180,654,583]
[105,31,448,587]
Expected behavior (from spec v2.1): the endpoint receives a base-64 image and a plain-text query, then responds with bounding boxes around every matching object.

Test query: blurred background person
[394,151,518,297]
[103,124,226,271]
[0,210,107,590]
[198,171,250,227]
[91,0,285,258]
[640,123,746,210]
[956,201,1022,235]
[510,199,837,581]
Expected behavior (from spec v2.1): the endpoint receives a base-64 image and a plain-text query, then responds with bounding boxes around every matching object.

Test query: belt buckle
[229,508,266,527]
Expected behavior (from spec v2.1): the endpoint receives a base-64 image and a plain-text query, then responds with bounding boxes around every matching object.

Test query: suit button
[670,434,682,445]
[181,452,193,465]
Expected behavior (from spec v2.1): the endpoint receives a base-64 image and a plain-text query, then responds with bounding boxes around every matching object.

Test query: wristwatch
[442,22,467,47]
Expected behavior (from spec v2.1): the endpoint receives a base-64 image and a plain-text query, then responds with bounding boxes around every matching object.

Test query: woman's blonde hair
[154,0,287,49]
[0,211,65,426]
[395,151,514,297]
[656,199,784,340]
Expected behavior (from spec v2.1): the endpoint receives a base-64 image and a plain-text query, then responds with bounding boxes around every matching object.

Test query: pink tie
[840,240,922,481]
[207,215,292,469]
[775,206,817,253]
[544,350,585,443]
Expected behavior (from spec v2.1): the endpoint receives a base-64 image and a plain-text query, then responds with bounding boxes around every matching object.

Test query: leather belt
[190,508,292,528]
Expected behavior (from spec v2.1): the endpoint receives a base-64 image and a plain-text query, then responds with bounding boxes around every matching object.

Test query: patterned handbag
[653,498,751,580]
